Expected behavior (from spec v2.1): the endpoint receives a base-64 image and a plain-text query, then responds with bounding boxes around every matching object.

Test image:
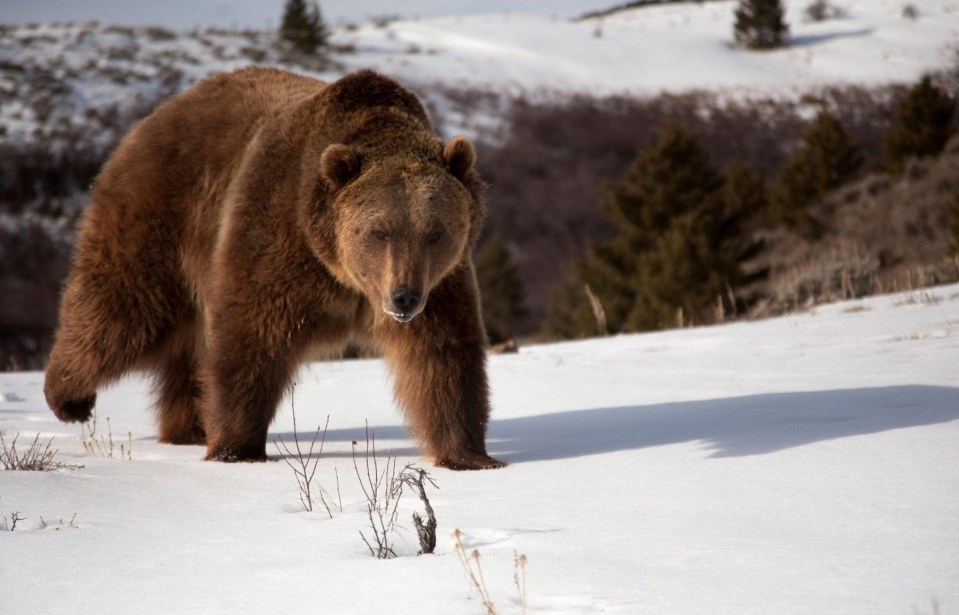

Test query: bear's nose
[391,287,422,314]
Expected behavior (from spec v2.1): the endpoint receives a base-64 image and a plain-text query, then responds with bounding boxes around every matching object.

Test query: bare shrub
[39,513,78,530]
[902,4,919,20]
[397,466,438,555]
[2,510,25,531]
[767,241,880,311]
[353,424,403,559]
[273,392,338,516]
[1,432,82,471]
[352,424,438,558]
[804,0,847,22]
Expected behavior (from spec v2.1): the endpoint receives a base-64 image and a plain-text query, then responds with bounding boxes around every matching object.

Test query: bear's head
[305,135,483,323]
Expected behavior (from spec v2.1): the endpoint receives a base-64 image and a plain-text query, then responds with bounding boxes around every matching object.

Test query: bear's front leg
[377,266,506,470]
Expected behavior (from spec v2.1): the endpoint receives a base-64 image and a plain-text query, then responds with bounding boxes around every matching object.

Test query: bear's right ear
[320,144,362,191]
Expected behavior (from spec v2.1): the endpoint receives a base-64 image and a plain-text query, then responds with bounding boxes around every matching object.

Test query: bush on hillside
[883,75,956,175]
[803,0,847,22]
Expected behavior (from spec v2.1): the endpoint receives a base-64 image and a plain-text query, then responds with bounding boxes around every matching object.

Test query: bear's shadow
[272,385,959,463]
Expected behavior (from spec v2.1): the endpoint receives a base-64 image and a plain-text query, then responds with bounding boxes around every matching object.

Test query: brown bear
[44,67,505,470]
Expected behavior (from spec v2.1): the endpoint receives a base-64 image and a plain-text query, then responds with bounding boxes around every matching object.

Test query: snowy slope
[333,0,959,97]
[2,0,957,150]
[2,285,957,614]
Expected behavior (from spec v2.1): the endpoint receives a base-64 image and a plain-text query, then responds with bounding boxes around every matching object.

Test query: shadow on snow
[275,385,959,463]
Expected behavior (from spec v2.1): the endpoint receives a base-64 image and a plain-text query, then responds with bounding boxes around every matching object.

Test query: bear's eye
[372,230,389,242]
[426,230,442,245]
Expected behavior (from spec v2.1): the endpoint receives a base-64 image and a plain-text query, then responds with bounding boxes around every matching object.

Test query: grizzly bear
[44,67,505,470]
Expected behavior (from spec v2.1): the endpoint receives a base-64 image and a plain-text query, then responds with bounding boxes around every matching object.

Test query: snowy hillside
[334,0,959,97]
[2,285,958,614]
[3,0,958,147]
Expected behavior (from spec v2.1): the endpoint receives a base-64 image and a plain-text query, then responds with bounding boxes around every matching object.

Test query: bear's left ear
[443,136,475,182]
[320,144,362,191]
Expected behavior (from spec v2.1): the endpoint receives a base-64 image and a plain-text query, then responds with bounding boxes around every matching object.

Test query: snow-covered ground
[2,285,957,614]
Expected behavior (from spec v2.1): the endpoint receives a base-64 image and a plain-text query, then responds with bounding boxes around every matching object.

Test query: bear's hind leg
[45,214,183,424]
[152,325,206,445]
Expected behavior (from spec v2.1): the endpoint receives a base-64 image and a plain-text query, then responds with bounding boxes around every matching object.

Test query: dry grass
[452,529,529,615]
[81,410,132,459]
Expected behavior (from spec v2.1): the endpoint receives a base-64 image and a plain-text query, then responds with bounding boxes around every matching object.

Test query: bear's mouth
[385,309,418,323]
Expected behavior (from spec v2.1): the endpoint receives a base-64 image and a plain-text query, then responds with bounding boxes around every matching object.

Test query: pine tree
[715,159,768,299]
[734,0,789,50]
[883,75,956,175]
[280,0,330,55]
[474,233,527,344]
[628,161,766,330]
[580,125,722,333]
[771,111,861,236]
[555,126,766,337]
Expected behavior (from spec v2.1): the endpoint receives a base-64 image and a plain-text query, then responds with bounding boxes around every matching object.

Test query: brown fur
[44,67,505,470]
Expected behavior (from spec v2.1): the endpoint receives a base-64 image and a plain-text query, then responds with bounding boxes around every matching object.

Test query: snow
[2,2,959,612]
[331,1,959,97]
[2,285,958,613]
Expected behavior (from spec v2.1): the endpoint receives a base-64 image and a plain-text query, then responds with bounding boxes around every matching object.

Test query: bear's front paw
[51,394,97,423]
[436,452,507,471]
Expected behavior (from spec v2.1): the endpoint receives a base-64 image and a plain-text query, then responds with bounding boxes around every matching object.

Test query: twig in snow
[273,388,336,516]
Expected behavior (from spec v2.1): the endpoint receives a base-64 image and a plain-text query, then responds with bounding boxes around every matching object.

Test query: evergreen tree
[580,125,722,332]
[553,126,765,337]
[771,111,861,236]
[475,233,527,344]
[734,0,789,50]
[629,161,766,330]
[280,0,330,55]
[883,75,956,175]
[714,159,768,299]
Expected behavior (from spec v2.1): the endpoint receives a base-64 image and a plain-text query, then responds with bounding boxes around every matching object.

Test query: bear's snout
[387,286,423,323]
